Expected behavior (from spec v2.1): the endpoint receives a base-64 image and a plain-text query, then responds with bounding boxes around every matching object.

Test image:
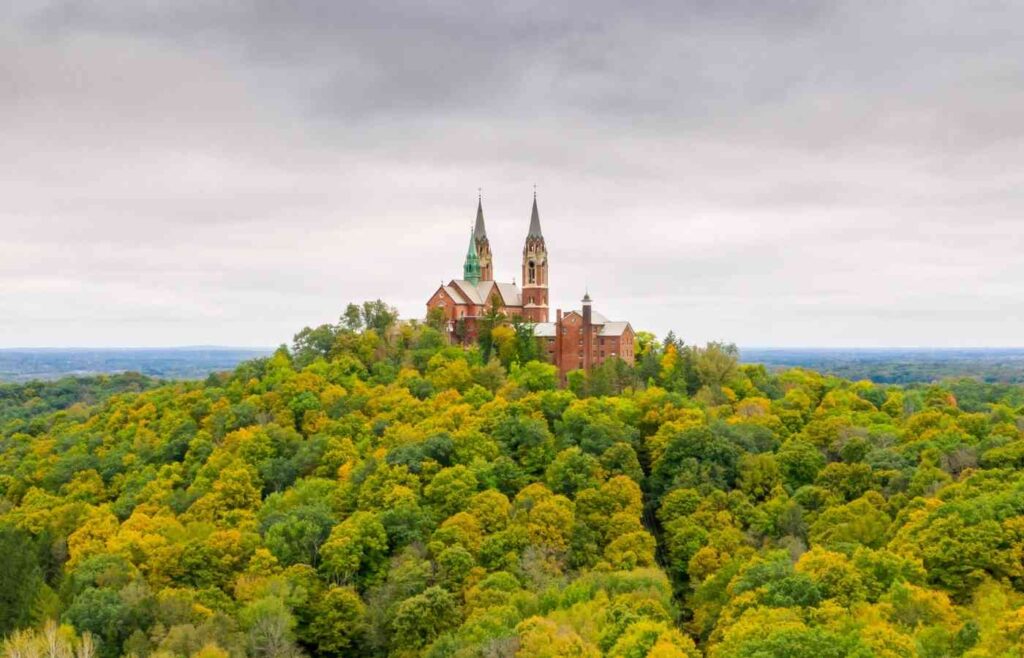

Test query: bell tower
[474,192,493,281]
[521,190,549,322]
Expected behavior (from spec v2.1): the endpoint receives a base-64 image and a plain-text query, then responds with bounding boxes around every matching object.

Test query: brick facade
[538,300,636,379]
[426,194,635,375]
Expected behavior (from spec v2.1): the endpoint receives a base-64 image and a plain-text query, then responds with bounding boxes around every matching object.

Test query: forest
[0,374,157,425]
[742,348,1024,385]
[3,300,1024,658]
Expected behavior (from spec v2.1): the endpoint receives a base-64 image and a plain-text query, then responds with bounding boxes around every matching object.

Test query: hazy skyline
[3,1,1023,348]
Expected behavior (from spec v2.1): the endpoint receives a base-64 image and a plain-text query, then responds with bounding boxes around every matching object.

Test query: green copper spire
[463,228,481,285]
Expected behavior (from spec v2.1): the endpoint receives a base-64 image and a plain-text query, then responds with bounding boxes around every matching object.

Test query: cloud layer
[3,1,1023,347]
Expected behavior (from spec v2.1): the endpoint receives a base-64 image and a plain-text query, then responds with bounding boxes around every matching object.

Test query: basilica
[425,194,635,377]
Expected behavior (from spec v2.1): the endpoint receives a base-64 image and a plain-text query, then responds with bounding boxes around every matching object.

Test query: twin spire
[469,191,544,242]
[463,191,544,286]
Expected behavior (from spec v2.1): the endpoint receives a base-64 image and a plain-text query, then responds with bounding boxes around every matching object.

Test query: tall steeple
[521,188,549,322]
[527,189,543,238]
[474,190,493,281]
[463,227,481,286]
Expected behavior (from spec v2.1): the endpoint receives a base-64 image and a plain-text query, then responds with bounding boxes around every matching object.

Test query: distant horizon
[0,345,278,352]
[6,345,1024,352]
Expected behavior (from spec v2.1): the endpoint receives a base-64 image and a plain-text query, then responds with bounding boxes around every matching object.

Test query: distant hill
[0,347,274,382]
[742,347,1024,384]
[6,345,1022,385]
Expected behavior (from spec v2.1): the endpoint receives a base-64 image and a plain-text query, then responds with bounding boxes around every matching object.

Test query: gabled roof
[558,307,630,334]
[599,322,632,337]
[534,320,631,337]
[443,284,467,304]
[450,279,484,305]
[563,309,608,324]
[534,323,557,337]
[494,282,522,307]
[447,279,524,308]
[477,280,496,301]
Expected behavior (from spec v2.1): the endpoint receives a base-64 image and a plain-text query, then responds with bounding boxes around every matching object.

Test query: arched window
[528,260,536,284]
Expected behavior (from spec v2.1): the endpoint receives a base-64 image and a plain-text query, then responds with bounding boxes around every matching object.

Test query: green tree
[341,303,364,332]
[63,587,137,658]
[511,315,541,364]
[424,466,479,518]
[320,512,388,586]
[304,586,367,657]
[777,439,825,489]
[510,361,559,392]
[292,324,338,365]
[695,342,739,395]
[360,300,399,337]
[239,596,302,658]
[545,447,602,497]
[391,586,460,650]
[0,525,43,636]
[476,297,506,362]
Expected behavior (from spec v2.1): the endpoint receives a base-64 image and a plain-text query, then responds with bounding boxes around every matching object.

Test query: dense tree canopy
[3,302,1024,657]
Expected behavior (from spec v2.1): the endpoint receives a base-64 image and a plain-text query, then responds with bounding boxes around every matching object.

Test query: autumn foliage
[3,305,1024,657]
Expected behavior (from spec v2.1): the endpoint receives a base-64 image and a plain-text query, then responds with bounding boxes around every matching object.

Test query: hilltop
[2,303,1024,658]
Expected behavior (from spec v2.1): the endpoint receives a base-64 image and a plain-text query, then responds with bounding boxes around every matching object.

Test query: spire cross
[533,184,537,200]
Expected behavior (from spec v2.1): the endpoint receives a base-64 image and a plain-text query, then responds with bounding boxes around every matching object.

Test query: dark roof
[527,196,543,238]
[474,198,487,240]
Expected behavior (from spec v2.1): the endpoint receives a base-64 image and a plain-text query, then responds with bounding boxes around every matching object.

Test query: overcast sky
[2,1,1022,348]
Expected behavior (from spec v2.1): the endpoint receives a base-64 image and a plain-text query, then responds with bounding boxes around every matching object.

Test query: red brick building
[538,294,635,378]
[426,194,634,377]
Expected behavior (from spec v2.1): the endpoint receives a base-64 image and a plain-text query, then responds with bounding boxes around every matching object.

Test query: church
[425,194,635,378]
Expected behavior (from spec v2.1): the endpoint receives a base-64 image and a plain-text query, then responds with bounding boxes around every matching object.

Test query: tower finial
[533,184,537,200]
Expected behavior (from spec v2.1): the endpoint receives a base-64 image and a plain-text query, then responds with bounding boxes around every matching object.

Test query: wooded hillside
[3,304,1023,658]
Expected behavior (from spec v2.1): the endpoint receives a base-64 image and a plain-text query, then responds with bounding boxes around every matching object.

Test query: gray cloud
[1,0,1023,347]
